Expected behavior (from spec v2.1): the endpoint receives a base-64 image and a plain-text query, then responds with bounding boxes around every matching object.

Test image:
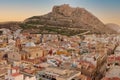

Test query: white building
[5,67,24,80]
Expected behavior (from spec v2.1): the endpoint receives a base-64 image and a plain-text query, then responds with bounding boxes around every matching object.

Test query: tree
[39,78,42,80]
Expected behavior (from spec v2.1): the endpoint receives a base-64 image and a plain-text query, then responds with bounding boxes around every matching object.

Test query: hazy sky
[0,0,120,25]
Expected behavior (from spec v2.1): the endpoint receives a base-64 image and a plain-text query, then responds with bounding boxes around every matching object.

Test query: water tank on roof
[25,42,36,47]
[71,61,77,68]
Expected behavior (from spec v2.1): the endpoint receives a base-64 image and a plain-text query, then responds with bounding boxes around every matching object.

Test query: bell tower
[15,37,21,50]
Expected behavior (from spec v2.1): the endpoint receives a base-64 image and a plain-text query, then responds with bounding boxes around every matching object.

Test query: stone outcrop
[24,4,116,34]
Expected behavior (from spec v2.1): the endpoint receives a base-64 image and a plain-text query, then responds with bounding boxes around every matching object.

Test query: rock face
[106,23,120,33]
[24,4,116,34]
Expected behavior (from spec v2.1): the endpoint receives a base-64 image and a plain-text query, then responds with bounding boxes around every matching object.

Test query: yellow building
[0,42,7,48]
[56,50,70,56]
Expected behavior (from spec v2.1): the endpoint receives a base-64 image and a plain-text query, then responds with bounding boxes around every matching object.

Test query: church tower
[15,37,21,50]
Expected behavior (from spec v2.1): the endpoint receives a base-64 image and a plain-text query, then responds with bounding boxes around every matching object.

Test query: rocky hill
[0,22,21,31]
[23,4,116,35]
[106,23,120,33]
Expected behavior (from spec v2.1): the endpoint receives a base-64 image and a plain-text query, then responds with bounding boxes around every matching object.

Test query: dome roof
[25,42,36,47]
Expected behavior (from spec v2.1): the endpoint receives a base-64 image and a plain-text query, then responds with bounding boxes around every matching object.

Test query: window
[13,55,15,58]
[29,54,31,57]
[36,53,38,57]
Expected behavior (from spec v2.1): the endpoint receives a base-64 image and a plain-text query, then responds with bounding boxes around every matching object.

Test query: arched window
[36,53,38,57]
[29,54,31,57]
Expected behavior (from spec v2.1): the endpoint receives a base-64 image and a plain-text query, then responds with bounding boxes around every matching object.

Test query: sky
[0,0,120,25]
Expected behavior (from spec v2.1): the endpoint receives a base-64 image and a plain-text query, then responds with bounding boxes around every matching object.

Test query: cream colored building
[8,42,46,63]
[38,67,80,80]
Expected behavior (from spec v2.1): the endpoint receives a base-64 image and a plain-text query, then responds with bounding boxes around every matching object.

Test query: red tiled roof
[12,66,19,70]
[108,56,115,59]
[23,69,34,74]
[102,77,120,80]
[107,56,115,62]
[115,56,120,61]
[112,77,120,80]
[12,73,22,77]
[86,76,92,80]
[107,56,120,62]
